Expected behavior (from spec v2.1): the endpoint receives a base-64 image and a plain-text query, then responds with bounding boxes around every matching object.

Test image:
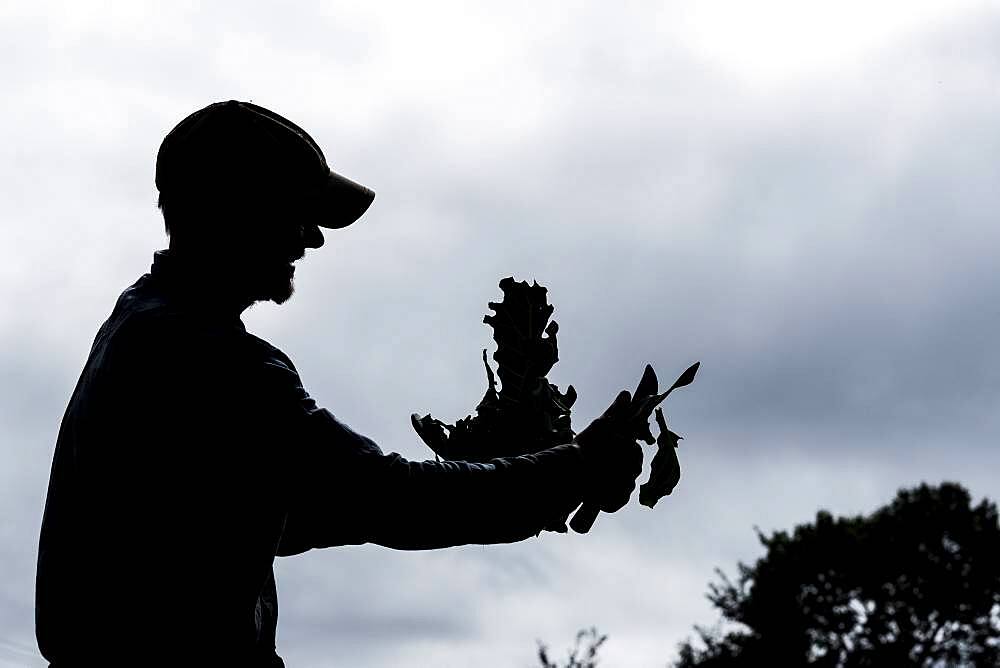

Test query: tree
[676,482,1000,667]
[537,627,608,668]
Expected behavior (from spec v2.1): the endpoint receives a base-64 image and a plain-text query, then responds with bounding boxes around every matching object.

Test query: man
[36,100,644,667]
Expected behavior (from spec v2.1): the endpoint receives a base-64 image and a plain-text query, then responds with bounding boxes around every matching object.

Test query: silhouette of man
[35,100,643,667]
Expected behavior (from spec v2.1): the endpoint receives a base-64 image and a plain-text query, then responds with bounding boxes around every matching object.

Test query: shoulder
[239,333,312,408]
[96,281,256,373]
[242,332,299,374]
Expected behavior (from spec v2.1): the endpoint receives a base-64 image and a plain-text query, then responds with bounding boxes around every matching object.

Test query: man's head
[155,100,374,304]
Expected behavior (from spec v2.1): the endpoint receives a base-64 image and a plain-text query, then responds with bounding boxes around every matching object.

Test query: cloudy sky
[3,1,1000,666]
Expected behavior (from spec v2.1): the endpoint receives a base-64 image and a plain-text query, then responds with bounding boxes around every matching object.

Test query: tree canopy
[676,482,1000,667]
[538,627,607,668]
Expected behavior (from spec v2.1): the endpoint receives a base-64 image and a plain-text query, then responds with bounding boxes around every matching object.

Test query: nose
[302,223,324,249]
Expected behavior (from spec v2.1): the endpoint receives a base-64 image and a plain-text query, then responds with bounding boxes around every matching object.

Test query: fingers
[570,504,601,533]
[631,438,643,476]
[576,393,646,528]
[598,478,636,514]
[595,439,642,513]
[590,390,634,442]
[602,389,631,418]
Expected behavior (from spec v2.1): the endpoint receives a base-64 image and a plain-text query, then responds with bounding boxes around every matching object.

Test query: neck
[157,245,258,316]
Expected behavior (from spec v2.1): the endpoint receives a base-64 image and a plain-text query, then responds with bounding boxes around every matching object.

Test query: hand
[569,362,698,532]
[573,390,644,515]
[569,366,664,533]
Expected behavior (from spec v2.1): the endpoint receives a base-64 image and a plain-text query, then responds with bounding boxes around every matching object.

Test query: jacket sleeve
[257,354,587,555]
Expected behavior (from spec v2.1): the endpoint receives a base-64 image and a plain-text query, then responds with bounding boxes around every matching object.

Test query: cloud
[4,2,1000,666]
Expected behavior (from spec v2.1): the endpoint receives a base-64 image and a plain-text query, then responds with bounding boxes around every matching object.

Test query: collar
[148,249,249,329]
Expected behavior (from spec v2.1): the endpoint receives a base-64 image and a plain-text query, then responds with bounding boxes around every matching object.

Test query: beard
[251,261,296,305]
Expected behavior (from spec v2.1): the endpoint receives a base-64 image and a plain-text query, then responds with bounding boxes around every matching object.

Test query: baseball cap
[155,100,374,229]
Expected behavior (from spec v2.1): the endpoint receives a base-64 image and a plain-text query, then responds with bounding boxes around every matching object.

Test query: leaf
[639,407,683,508]
[665,361,700,396]
[414,277,577,461]
[635,364,658,399]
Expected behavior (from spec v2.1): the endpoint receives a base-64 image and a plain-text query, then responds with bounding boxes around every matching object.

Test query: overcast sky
[3,1,1000,666]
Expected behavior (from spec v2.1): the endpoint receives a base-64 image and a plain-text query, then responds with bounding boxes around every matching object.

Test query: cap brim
[317,169,375,229]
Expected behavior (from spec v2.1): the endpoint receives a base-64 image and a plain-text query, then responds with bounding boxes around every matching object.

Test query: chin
[268,280,295,305]
[252,266,295,305]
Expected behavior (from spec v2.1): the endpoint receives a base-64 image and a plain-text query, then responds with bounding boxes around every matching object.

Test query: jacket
[36,250,586,666]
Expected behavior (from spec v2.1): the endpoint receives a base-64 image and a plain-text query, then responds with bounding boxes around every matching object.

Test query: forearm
[277,406,587,553]
[364,443,586,550]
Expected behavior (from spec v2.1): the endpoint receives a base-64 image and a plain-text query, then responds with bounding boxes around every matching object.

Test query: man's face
[239,196,325,305]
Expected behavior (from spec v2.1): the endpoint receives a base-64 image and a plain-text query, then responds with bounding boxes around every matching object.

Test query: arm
[260,356,587,555]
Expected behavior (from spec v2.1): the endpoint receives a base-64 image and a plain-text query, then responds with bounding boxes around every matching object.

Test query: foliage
[538,627,608,668]
[410,277,698,533]
[675,482,1000,667]
[411,277,577,462]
